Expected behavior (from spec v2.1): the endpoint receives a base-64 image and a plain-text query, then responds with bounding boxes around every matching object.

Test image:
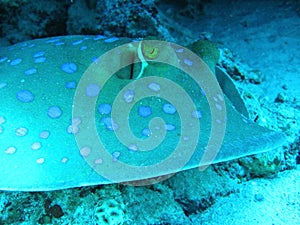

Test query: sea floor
[191,166,300,224]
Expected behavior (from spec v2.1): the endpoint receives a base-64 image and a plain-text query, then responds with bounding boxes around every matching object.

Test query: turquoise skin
[0,35,285,191]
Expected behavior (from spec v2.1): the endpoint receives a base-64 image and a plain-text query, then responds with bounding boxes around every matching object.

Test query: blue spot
[0,57,8,63]
[112,151,121,160]
[34,57,46,63]
[200,89,206,96]
[101,117,118,131]
[98,104,112,115]
[0,83,7,89]
[65,81,77,89]
[165,124,176,131]
[104,37,119,43]
[142,128,151,137]
[163,103,177,114]
[112,151,120,158]
[10,58,22,66]
[92,56,99,62]
[33,51,45,58]
[85,83,101,97]
[93,35,105,40]
[192,110,202,119]
[123,89,135,103]
[16,90,34,103]
[80,46,87,51]
[72,40,83,45]
[138,106,152,117]
[47,106,62,119]
[46,38,60,43]
[24,68,37,75]
[176,48,184,53]
[61,63,77,74]
[55,42,65,46]
[184,58,193,66]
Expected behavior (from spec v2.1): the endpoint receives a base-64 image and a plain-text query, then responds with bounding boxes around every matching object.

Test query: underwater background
[0,0,299,224]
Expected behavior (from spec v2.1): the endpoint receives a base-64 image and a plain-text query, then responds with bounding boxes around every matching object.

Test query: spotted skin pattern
[0,35,285,191]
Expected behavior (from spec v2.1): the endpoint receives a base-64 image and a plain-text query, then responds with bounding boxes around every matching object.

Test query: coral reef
[0,0,177,45]
[0,0,211,45]
[0,0,67,43]
[68,0,160,38]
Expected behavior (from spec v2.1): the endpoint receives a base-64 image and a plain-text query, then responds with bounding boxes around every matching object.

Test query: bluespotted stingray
[0,35,285,191]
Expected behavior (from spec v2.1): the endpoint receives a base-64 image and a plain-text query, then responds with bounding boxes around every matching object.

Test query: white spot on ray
[148,82,161,92]
[218,94,224,101]
[4,146,16,154]
[94,158,103,164]
[183,58,193,66]
[123,89,135,103]
[61,157,68,163]
[67,124,79,134]
[0,116,5,124]
[112,151,121,162]
[192,110,202,119]
[85,83,101,97]
[164,124,176,131]
[128,144,138,152]
[80,146,91,157]
[39,130,50,139]
[215,103,222,111]
[15,127,28,137]
[31,142,42,150]
[183,136,189,141]
[67,117,82,134]
[36,158,45,164]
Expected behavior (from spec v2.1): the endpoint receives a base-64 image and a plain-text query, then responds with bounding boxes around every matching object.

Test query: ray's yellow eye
[142,44,159,59]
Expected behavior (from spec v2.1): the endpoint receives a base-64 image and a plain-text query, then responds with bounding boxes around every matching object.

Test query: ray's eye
[142,44,159,60]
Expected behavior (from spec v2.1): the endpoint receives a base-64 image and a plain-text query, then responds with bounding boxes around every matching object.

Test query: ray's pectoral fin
[0,36,288,192]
